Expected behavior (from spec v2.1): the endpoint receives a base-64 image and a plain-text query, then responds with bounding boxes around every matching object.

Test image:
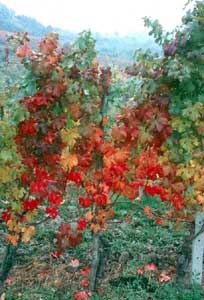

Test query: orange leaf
[6,234,19,246]
[102,116,109,126]
[69,103,82,119]
[155,217,167,226]
[90,223,101,233]
[114,149,130,163]
[85,211,94,222]
[143,206,153,218]
[112,126,127,141]
[16,44,31,58]
[96,209,114,223]
[102,222,109,231]
[60,152,78,170]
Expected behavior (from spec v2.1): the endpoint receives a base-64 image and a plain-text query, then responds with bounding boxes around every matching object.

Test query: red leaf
[73,291,91,300]
[68,232,83,247]
[159,271,171,282]
[143,206,152,218]
[137,268,144,275]
[77,219,87,231]
[69,259,80,268]
[16,44,31,58]
[46,207,58,219]
[94,194,109,207]
[171,194,184,211]
[23,199,38,212]
[80,279,90,287]
[50,251,61,258]
[125,216,131,223]
[48,190,63,207]
[5,276,14,285]
[39,271,48,275]
[2,211,11,222]
[79,197,92,208]
[80,266,91,276]
[155,217,167,226]
[67,171,83,185]
[144,263,157,271]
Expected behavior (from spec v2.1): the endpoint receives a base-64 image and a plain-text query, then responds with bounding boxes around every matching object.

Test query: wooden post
[191,211,204,284]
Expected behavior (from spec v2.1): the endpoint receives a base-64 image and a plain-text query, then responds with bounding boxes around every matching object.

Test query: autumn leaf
[69,103,82,119]
[50,252,61,258]
[5,277,14,285]
[80,279,90,287]
[138,125,153,144]
[0,166,13,183]
[21,226,36,243]
[80,266,91,276]
[159,271,171,282]
[182,102,204,122]
[73,291,91,300]
[69,259,80,268]
[60,152,78,170]
[7,220,18,232]
[79,197,92,208]
[61,127,80,148]
[96,209,114,223]
[90,223,101,233]
[143,206,153,218]
[68,232,83,247]
[11,187,26,201]
[16,44,32,58]
[103,148,130,168]
[137,268,144,275]
[102,116,109,126]
[85,211,94,222]
[77,219,87,231]
[150,115,169,133]
[112,126,127,141]
[6,234,19,247]
[114,149,130,163]
[154,217,167,226]
[144,263,157,271]
[125,216,131,223]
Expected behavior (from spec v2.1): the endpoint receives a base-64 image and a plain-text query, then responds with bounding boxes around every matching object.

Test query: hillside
[0,1,160,62]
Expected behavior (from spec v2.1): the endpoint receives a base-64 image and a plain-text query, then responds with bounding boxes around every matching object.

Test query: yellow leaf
[21,226,36,243]
[194,175,204,190]
[7,220,17,231]
[173,222,184,232]
[197,194,204,205]
[0,166,13,183]
[11,187,25,200]
[25,211,36,223]
[61,128,80,148]
[73,119,81,127]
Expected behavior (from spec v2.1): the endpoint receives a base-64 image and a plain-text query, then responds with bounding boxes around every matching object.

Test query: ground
[1,196,204,300]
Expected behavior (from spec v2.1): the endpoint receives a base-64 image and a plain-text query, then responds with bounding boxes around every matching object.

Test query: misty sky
[0,0,191,34]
